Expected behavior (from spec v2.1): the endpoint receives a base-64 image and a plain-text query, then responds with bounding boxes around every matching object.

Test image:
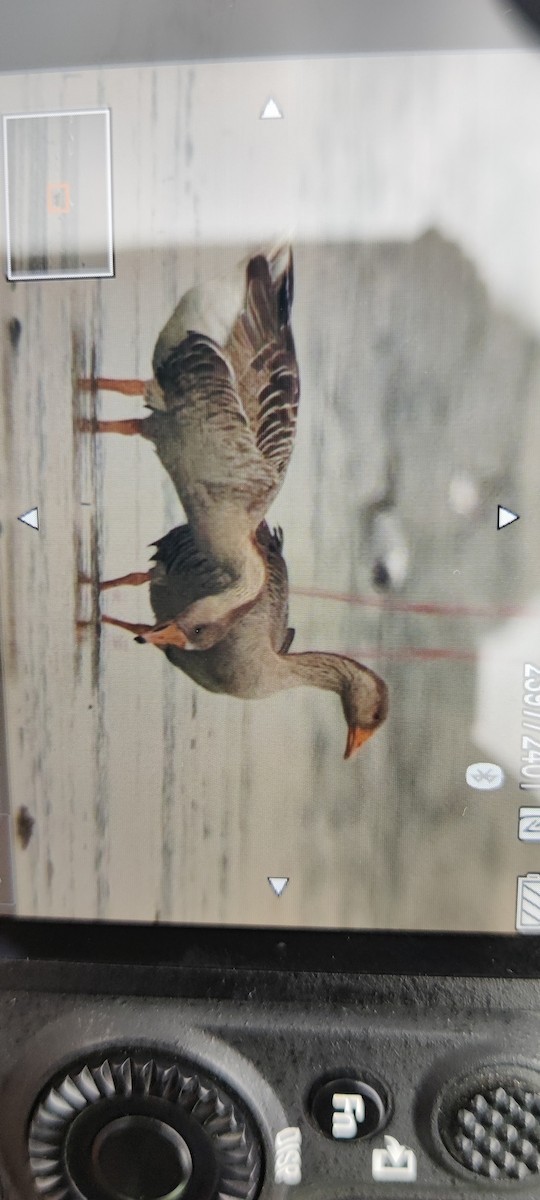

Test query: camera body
[1,931,540,1198]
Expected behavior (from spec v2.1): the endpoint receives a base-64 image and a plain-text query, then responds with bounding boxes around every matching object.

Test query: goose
[79,245,299,649]
[100,522,388,758]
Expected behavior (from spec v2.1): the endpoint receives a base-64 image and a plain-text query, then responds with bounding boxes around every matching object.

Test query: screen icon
[4,108,113,280]
[372,1136,417,1182]
[465,762,504,790]
[18,506,39,530]
[497,505,520,529]
[516,873,540,932]
[519,808,540,842]
[260,98,283,120]
[268,876,289,896]
[47,181,71,214]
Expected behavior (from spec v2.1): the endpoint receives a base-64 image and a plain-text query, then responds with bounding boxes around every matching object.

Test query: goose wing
[149,520,293,653]
[148,247,298,534]
[226,248,299,488]
[255,522,294,654]
[150,330,278,535]
[149,524,232,623]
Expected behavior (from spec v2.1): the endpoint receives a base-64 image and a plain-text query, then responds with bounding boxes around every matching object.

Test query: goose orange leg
[78,571,151,588]
[77,416,151,436]
[77,376,155,434]
[101,614,156,638]
[99,572,152,590]
[78,377,149,395]
[99,571,150,590]
[75,615,155,639]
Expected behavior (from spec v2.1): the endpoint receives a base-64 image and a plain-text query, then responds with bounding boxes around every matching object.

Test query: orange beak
[344,725,375,759]
[139,620,188,648]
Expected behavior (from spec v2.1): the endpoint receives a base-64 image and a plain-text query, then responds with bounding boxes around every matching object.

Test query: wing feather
[150,331,276,527]
[150,520,291,653]
[226,249,299,487]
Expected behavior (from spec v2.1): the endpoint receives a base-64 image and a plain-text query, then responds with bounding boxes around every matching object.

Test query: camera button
[310,1076,388,1141]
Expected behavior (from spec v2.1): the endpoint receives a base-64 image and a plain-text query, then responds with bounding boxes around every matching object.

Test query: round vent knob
[440,1080,540,1183]
[28,1054,263,1200]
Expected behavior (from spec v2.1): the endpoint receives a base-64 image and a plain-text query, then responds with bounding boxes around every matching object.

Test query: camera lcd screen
[1,48,539,933]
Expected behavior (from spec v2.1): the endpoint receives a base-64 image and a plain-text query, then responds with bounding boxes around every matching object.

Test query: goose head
[341,664,388,757]
[282,651,388,758]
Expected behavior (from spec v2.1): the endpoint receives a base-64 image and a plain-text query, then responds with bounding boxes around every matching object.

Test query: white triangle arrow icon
[18,506,39,530]
[268,876,289,896]
[383,1136,410,1168]
[260,98,283,120]
[497,505,519,529]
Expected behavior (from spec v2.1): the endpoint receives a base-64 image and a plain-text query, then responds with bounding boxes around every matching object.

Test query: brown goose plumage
[81,245,299,648]
[101,522,388,757]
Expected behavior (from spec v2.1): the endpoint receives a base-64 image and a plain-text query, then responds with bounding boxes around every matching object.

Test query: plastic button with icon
[309,1075,389,1141]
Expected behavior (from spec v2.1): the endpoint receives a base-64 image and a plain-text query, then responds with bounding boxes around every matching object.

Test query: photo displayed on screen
[0,50,539,931]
